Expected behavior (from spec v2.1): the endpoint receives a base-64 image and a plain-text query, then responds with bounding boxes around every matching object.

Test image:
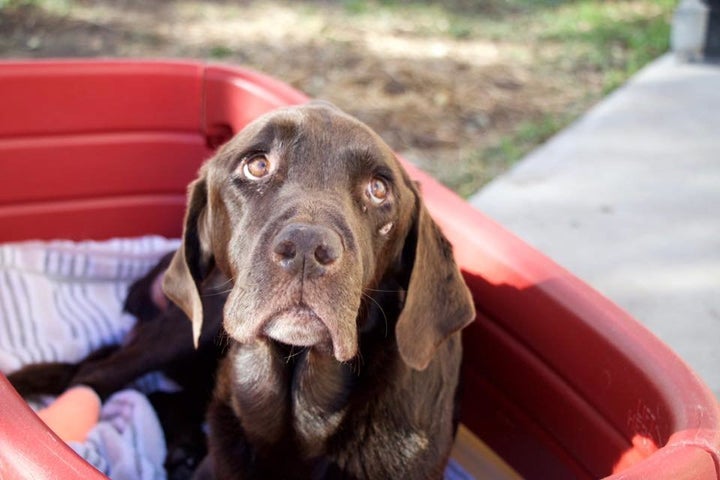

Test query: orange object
[0,60,718,480]
[36,386,101,444]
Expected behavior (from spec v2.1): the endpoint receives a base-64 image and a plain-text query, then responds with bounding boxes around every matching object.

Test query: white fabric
[0,236,179,373]
[71,390,167,480]
[0,236,179,480]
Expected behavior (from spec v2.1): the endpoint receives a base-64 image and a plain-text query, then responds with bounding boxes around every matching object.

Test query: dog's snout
[272,223,343,277]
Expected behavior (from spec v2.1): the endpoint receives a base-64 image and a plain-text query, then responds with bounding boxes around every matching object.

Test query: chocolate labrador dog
[163,102,476,479]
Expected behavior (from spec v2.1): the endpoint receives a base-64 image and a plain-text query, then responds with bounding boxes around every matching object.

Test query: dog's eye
[242,155,272,180]
[366,177,389,205]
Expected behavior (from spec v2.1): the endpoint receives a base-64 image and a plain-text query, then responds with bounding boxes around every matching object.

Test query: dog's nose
[272,223,343,278]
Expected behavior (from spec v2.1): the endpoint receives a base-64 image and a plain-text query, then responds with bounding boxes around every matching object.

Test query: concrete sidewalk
[470,54,720,400]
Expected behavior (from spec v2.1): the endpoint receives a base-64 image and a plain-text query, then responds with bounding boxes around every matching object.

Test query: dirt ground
[0,0,666,196]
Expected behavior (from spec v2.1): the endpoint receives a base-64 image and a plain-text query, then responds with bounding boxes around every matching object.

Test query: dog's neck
[224,281,406,461]
[226,338,359,458]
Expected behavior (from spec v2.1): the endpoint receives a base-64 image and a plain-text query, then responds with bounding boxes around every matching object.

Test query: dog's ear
[395,199,475,371]
[162,176,213,347]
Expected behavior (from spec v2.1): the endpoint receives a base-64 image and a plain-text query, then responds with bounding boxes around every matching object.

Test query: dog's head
[163,102,474,370]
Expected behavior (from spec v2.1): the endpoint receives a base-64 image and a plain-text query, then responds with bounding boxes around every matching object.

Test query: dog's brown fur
[163,102,475,479]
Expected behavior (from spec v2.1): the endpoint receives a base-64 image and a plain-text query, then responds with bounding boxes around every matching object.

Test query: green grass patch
[1,0,69,13]
[490,114,570,165]
[537,1,675,93]
[449,113,573,196]
[209,45,233,59]
[0,0,33,8]
[452,0,676,195]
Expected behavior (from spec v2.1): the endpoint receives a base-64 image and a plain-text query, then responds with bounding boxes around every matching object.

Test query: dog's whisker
[284,346,307,363]
[201,276,237,298]
[202,287,234,297]
[213,330,232,350]
[362,287,403,294]
[215,277,234,288]
[361,292,389,339]
[351,351,365,375]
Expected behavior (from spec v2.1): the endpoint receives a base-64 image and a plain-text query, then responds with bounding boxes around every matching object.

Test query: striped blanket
[0,236,179,480]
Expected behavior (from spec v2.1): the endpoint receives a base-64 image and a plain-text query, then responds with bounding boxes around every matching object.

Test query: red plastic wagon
[0,60,718,480]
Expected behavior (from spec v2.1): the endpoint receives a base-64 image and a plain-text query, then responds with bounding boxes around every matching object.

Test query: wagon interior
[0,61,718,480]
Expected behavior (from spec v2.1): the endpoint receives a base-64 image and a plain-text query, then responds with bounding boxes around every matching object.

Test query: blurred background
[0,0,675,197]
